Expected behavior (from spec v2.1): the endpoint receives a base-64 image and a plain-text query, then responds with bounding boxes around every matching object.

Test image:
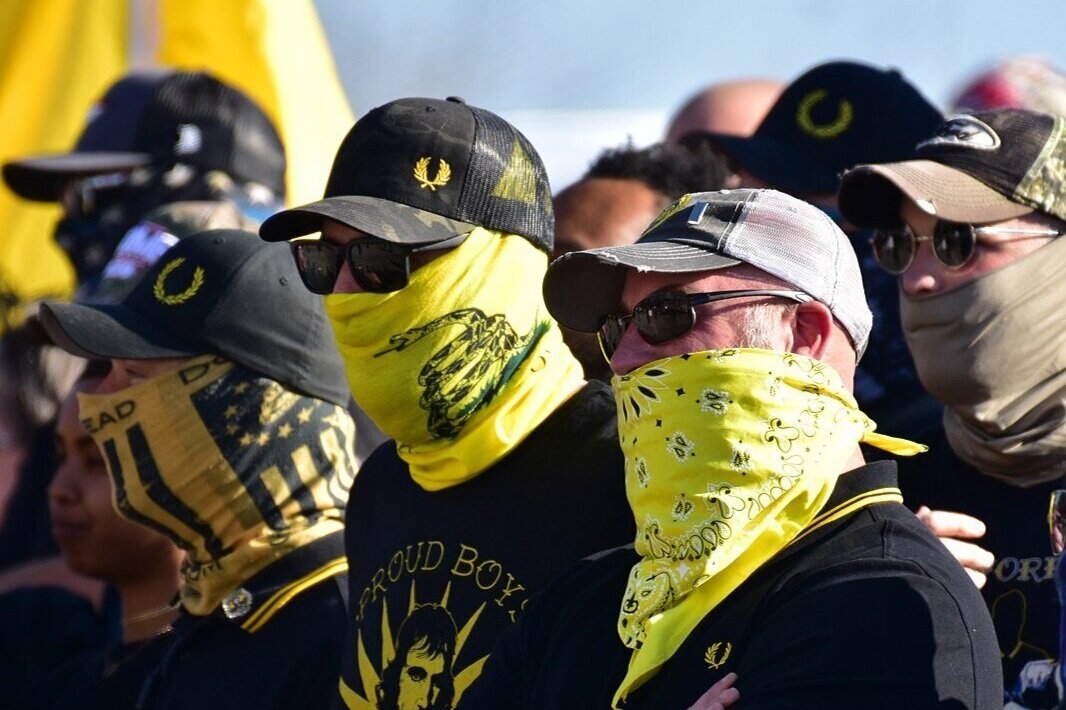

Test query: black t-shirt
[137,533,349,710]
[337,381,633,708]
[460,462,1002,710]
[897,426,1064,698]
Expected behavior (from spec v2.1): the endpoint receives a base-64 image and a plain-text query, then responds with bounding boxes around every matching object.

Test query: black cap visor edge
[693,133,839,194]
[3,152,152,202]
[40,301,205,360]
[259,195,476,245]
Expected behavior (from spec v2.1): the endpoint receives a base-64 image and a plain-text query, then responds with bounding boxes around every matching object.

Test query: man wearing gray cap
[458,189,1000,709]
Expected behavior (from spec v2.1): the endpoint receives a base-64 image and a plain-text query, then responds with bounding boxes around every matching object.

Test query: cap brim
[543,240,741,332]
[39,301,205,360]
[259,195,477,245]
[838,160,1033,228]
[699,132,839,194]
[3,152,151,201]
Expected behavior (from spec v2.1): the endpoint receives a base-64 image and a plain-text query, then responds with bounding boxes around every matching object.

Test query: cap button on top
[445,96,466,104]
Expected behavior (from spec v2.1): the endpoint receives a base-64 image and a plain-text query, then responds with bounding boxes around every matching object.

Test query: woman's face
[48,377,182,582]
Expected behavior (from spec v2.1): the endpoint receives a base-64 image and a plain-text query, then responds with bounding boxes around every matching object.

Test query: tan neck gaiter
[901,235,1066,487]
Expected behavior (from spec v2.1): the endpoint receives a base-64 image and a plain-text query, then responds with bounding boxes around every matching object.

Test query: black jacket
[461,462,1002,709]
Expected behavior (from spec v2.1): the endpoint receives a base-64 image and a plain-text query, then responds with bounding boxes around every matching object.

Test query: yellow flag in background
[156,0,354,206]
[0,0,127,316]
[0,0,352,324]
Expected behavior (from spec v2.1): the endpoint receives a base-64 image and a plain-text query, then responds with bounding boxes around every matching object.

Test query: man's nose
[900,242,943,298]
[333,260,362,293]
[609,323,656,376]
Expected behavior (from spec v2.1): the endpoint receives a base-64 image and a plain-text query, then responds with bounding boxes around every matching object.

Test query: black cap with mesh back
[38,230,349,406]
[840,109,1066,227]
[259,97,554,253]
[3,70,287,202]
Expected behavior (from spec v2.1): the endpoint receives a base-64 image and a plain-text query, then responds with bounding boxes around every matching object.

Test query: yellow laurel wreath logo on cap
[413,157,452,191]
[796,89,853,139]
[153,257,205,306]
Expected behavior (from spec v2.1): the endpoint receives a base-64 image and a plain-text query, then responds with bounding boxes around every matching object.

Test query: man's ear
[788,301,833,360]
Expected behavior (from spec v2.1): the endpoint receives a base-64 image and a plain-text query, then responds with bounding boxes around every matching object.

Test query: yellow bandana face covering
[611,348,924,706]
[79,355,356,616]
[325,227,585,490]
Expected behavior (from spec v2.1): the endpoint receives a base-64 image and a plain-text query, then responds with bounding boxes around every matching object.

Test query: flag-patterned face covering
[610,348,925,706]
[78,355,356,616]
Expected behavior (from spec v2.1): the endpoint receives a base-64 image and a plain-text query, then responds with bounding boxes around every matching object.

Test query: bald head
[666,79,785,143]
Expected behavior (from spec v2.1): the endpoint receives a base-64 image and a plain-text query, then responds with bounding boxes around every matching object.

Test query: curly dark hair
[583,140,729,201]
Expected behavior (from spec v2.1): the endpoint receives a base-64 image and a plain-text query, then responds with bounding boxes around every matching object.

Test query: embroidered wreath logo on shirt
[796,89,854,139]
[704,641,733,670]
[153,257,205,306]
[413,157,452,191]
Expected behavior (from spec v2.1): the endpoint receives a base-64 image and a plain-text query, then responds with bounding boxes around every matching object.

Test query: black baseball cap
[694,61,943,194]
[3,70,286,202]
[260,96,554,252]
[839,109,1066,227]
[39,230,349,406]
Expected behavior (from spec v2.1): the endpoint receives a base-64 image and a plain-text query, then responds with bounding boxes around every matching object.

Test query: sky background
[315,0,1066,187]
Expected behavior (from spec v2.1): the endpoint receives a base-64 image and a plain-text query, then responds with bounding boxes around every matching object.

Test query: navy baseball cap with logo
[259,96,554,252]
[693,61,943,194]
[38,230,349,406]
[839,109,1066,227]
[3,70,286,202]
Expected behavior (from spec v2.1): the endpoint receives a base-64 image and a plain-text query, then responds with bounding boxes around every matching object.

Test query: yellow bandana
[611,348,924,706]
[78,355,356,616]
[325,227,585,491]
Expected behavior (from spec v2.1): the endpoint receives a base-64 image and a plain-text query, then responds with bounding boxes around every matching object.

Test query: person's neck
[117,572,180,644]
[844,446,867,473]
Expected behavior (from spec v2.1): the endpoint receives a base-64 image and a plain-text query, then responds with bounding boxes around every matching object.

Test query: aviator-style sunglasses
[871,221,1062,275]
[597,289,813,361]
[290,233,469,294]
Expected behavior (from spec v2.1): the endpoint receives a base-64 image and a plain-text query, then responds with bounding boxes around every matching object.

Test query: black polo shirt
[459,462,1002,709]
[897,426,1064,700]
[136,532,348,709]
[337,381,634,708]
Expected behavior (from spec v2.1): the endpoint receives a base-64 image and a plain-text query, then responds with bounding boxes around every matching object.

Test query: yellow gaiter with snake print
[78,355,356,616]
[611,348,925,707]
[325,227,585,491]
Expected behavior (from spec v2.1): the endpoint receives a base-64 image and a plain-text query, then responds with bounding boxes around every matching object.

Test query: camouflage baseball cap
[260,97,554,252]
[840,109,1066,227]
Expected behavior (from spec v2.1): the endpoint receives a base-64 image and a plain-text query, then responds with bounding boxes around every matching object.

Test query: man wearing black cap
[839,109,1066,704]
[38,230,357,708]
[259,96,633,707]
[3,70,286,300]
[688,60,944,440]
[460,189,999,710]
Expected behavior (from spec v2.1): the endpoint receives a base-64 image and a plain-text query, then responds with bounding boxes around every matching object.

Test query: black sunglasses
[597,289,813,361]
[871,222,1061,275]
[290,232,469,294]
